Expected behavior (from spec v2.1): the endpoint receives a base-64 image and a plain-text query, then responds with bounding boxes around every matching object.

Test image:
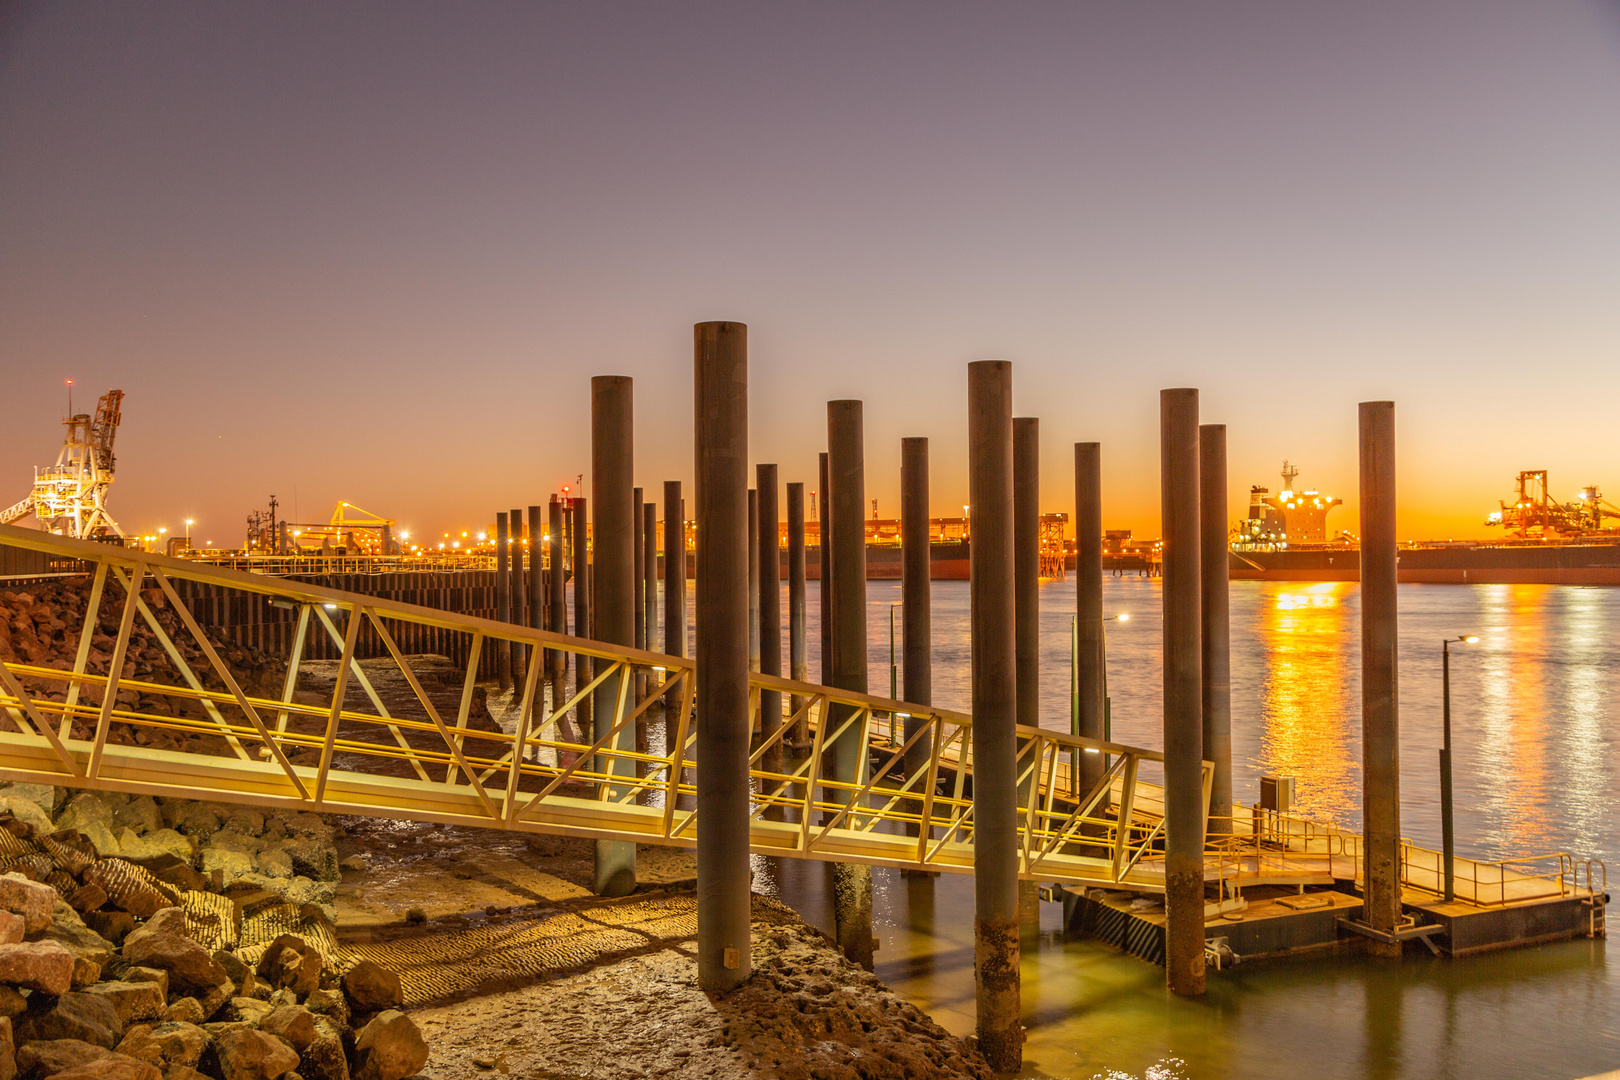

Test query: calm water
[752,578,1620,1080]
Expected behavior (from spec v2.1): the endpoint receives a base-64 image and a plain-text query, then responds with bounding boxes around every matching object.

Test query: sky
[3,1,1618,547]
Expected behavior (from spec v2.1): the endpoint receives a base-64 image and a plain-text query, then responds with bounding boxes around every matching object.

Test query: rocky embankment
[0,783,422,1080]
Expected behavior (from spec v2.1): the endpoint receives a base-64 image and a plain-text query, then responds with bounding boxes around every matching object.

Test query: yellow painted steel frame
[1,523,1195,890]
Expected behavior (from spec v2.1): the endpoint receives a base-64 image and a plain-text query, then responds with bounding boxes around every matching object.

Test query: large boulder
[0,1016,12,1080]
[47,1059,161,1080]
[297,1017,348,1080]
[0,799,52,838]
[40,910,113,989]
[15,992,122,1049]
[0,874,57,934]
[15,1039,113,1080]
[79,982,166,1027]
[0,785,59,820]
[0,913,23,946]
[198,851,254,890]
[114,1022,208,1071]
[213,1028,299,1080]
[258,1007,314,1054]
[110,832,191,867]
[253,938,320,1001]
[273,840,337,884]
[51,796,113,837]
[0,942,75,995]
[118,934,225,995]
[110,799,161,837]
[351,1012,426,1080]
[338,964,399,1016]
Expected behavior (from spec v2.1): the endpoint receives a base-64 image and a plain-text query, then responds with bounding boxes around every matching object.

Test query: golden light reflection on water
[1254,581,1361,825]
[1473,585,1557,855]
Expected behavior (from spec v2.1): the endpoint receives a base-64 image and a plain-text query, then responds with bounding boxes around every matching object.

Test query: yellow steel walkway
[0,523,1595,912]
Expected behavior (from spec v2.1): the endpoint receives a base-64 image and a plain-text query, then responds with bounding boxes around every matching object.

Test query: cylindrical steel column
[757,464,782,776]
[1160,388,1205,996]
[827,400,872,971]
[786,481,808,748]
[900,437,932,776]
[495,512,512,691]
[1360,400,1402,955]
[748,489,760,680]
[633,487,646,653]
[572,497,592,733]
[694,321,751,991]
[643,501,658,662]
[548,497,566,678]
[591,377,637,896]
[1013,418,1040,730]
[967,361,1022,1072]
[510,506,527,684]
[527,506,545,633]
[819,452,832,684]
[1074,443,1105,797]
[663,483,686,654]
[1199,425,1232,835]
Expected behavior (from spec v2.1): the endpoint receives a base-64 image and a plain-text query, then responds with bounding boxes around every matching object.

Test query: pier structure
[662,480,686,711]
[1013,417,1042,933]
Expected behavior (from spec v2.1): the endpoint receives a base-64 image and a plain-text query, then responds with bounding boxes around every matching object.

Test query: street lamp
[185,519,194,549]
[1441,634,1479,902]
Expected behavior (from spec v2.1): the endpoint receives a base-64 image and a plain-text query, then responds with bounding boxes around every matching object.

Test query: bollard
[1160,388,1205,996]
[694,321,752,991]
[1360,401,1402,956]
[1200,425,1232,835]
[757,464,783,777]
[827,400,873,971]
[967,361,1022,1072]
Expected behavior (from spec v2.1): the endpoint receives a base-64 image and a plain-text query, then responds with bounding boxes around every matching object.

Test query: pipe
[694,321,752,991]
[1160,388,1205,996]
[967,361,1022,1072]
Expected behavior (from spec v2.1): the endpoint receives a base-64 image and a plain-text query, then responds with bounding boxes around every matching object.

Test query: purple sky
[3,2,1618,545]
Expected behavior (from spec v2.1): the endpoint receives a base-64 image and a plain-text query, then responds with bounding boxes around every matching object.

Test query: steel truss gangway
[0,523,1202,891]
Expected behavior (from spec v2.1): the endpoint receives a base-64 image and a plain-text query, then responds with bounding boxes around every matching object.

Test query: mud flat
[336,824,996,1080]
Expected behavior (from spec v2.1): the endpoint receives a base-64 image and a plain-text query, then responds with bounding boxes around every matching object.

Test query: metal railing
[0,523,1187,889]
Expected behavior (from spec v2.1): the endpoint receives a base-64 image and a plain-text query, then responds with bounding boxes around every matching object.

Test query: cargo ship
[1229,467,1620,585]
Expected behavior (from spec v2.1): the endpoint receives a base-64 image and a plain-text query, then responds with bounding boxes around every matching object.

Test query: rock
[40,919,113,989]
[80,983,166,1026]
[52,796,113,837]
[0,988,24,1019]
[257,1009,313,1054]
[0,785,59,819]
[251,852,291,881]
[337,965,399,1016]
[82,914,135,946]
[351,1012,425,1080]
[111,800,161,837]
[121,969,168,1001]
[0,874,57,934]
[79,865,176,922]
[210,955,254,999]
[0,914,22,946]
[197,852,253,890]
[280,817,330,843]
[15,1039,113,1080]
[264,993,296,1013]
[166,810,218,844]
[66,887,108,917]
[205,834,262,859]
[276,882,335,912]
[335,858,365,874]
[0,1017,11,1080]
[114,1022,207,1071]
[218,1000,270,1026]
[161,1001,203,1028]
[253,940,320,1001]
[271,842,335,885]
[48,1060,161,1080]
[118,936,225,995]
[215,810,263,838]
[0,799,52,838]
[296,1019,346,1080]
[130,909,187,942]
[214,1028,299,1080]
[16,992,122,1049]
[111,833,191,868]
[195,982,234,1023]
[0,942,75,995]
[298,993,346,1032]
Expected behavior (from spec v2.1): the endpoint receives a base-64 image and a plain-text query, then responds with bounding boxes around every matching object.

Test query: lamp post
[1441,634,1479,902]
[184,519,194,550]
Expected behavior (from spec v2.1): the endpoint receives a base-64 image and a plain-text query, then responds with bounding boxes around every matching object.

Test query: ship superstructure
[1237,462,1343,548]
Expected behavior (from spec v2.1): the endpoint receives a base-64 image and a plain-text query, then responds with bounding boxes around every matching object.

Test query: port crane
[1487,470,1620,537]
[1,389,125,539]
